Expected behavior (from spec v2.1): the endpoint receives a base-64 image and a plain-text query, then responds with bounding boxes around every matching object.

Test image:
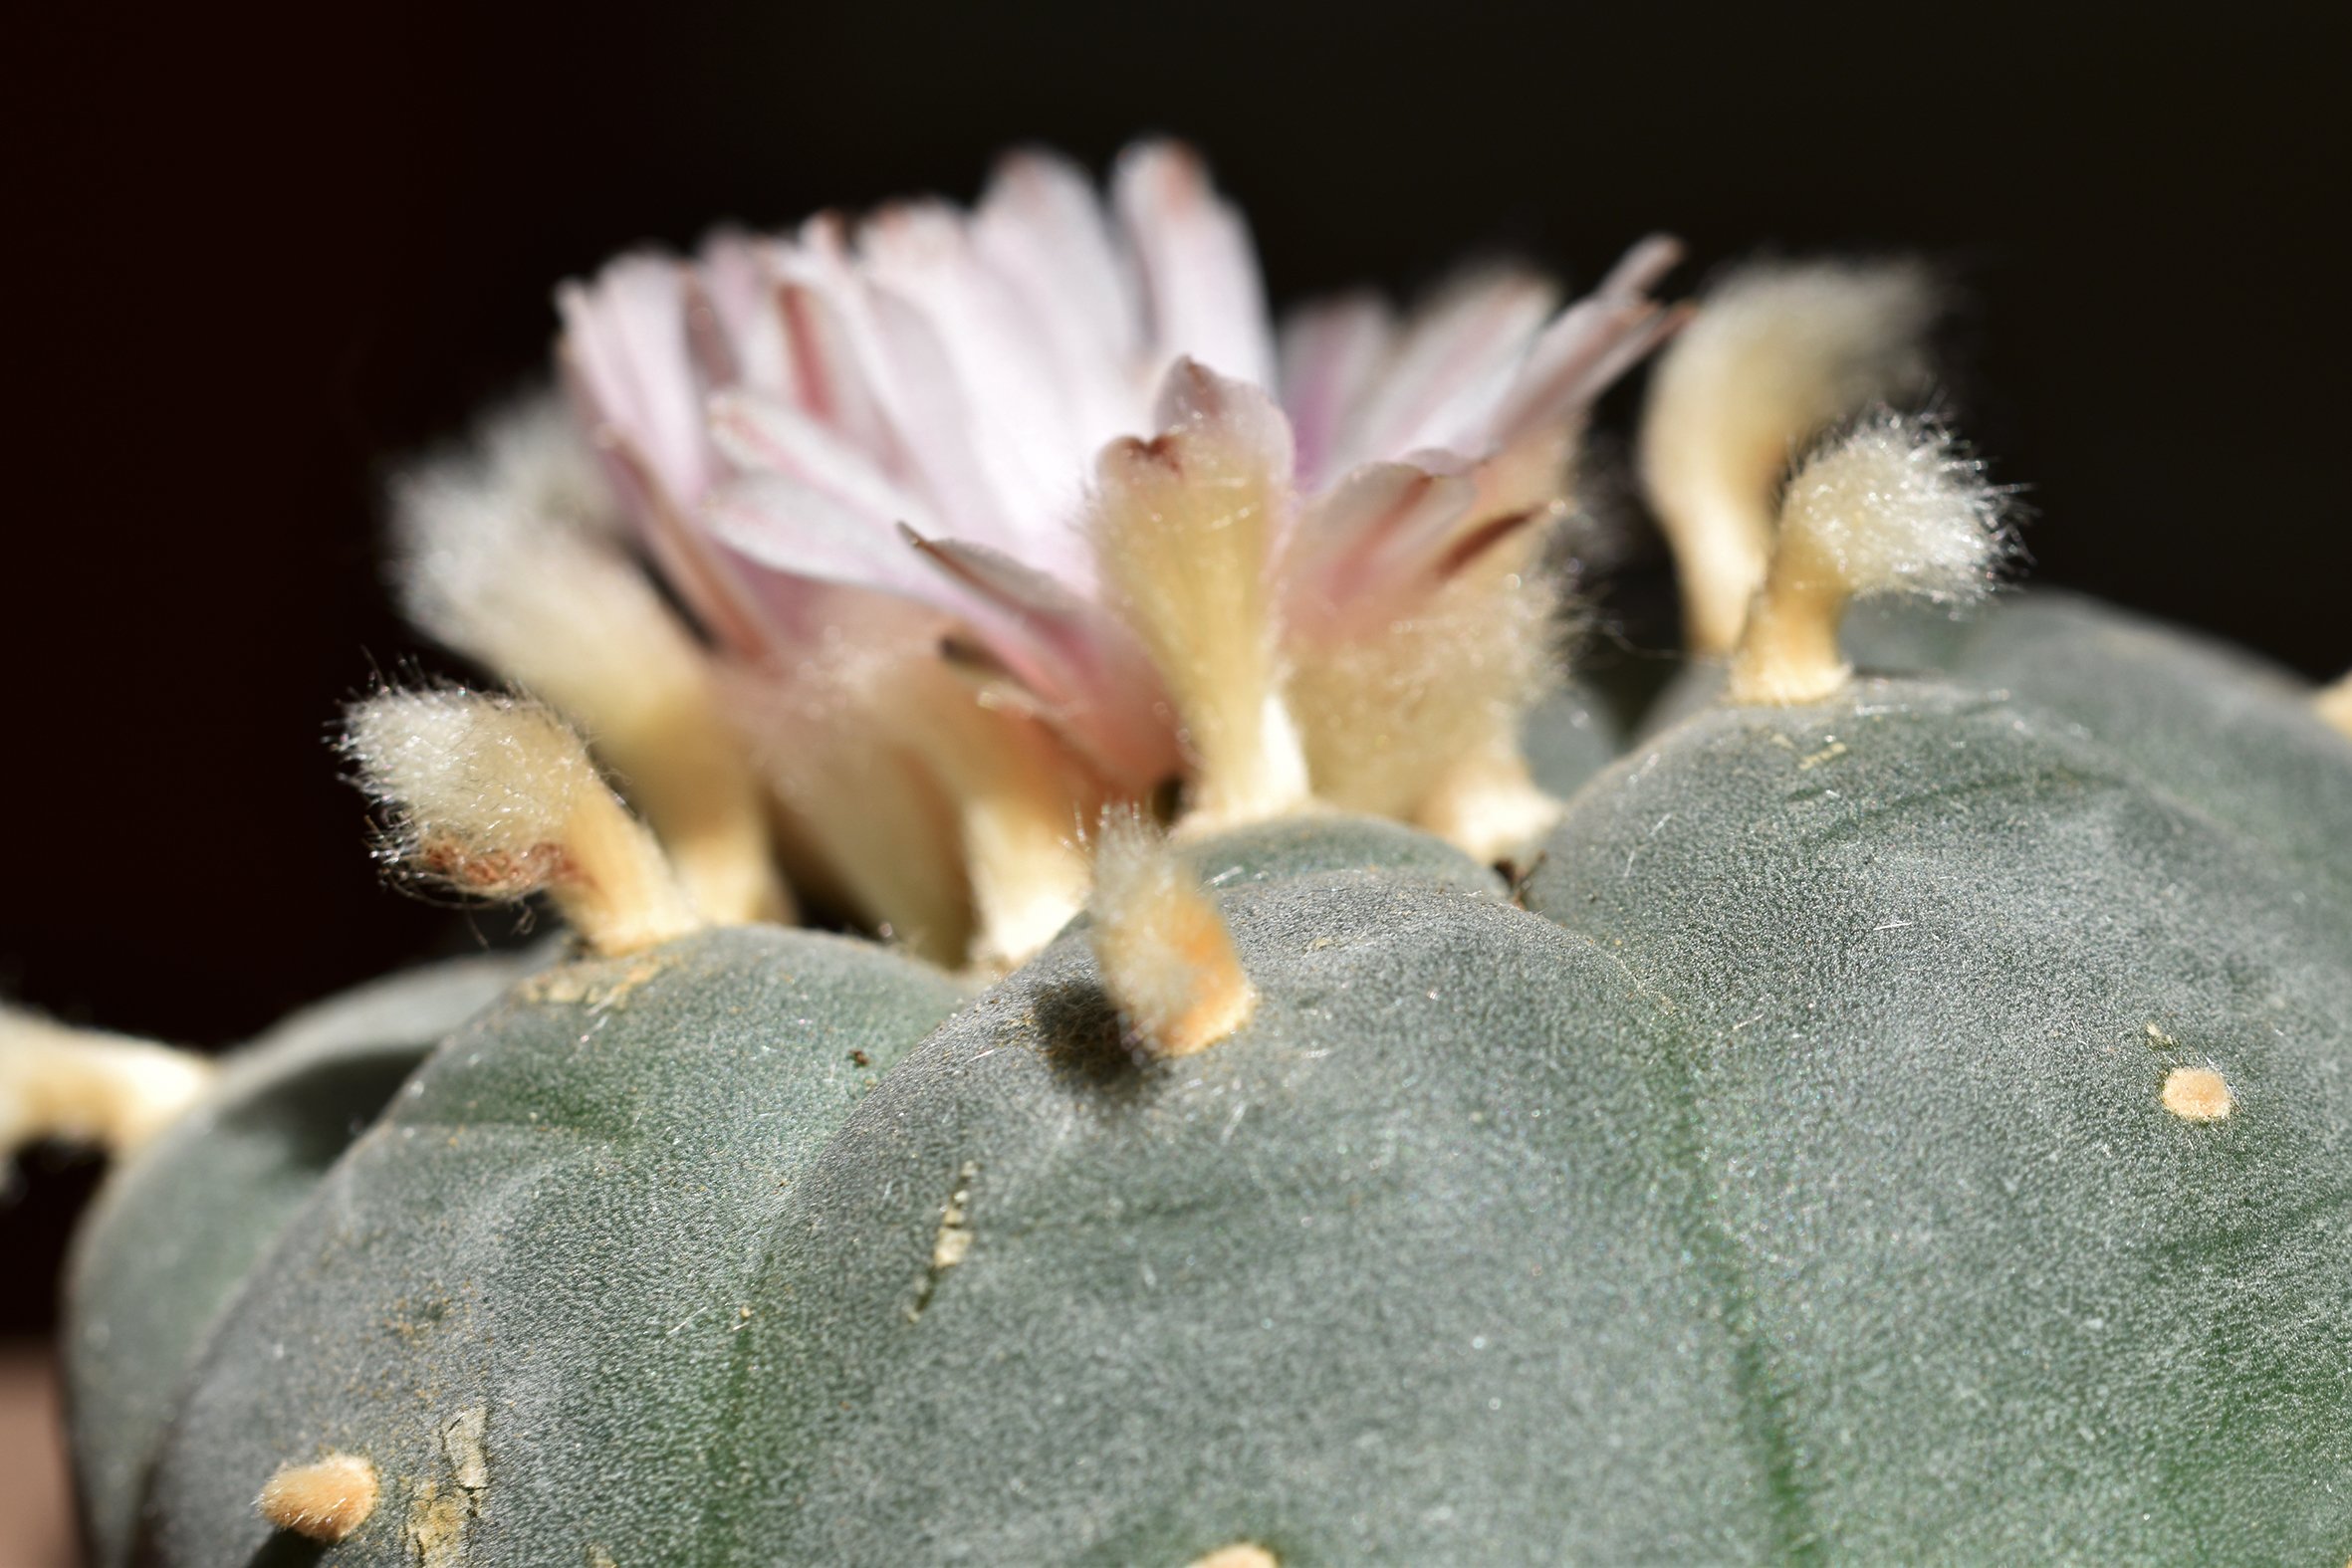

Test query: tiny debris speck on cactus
[11,137,2350,1568]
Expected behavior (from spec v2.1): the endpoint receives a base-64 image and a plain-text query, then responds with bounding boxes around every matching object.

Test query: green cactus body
[121,927,960,1567]
[1648,590,2352,893]
[80,674,2352,1562]
[66,951,541,1568]
[25,153,2352,1568]
[1524,676,2352,1560]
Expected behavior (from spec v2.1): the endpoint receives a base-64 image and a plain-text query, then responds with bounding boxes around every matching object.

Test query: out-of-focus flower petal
[1113,141,1276,390]
[1486,235,1688,449]
[974,149,1146,442]
[1284,459,1479,641]
[708,389,941,539]
[1333,269,1558,474]
[902,530,1182,792]
[559,255,715,511]
[1279,292,1394,495]
[697,231,795,396]
[706,472,948,605]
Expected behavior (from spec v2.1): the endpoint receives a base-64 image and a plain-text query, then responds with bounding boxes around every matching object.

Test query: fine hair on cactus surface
[21,129,2352,1568]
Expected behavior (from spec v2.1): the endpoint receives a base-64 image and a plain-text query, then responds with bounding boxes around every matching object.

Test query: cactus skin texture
[65,950,541,1568]
[70,652,2352,1565]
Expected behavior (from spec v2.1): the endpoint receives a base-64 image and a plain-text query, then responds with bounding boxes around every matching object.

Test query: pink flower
[539,140,1680,964]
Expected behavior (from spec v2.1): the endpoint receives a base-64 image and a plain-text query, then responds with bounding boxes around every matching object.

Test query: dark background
[4,3,2345,1331]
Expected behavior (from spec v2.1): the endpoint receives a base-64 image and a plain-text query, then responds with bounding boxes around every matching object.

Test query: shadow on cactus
[6,139,2349,1566]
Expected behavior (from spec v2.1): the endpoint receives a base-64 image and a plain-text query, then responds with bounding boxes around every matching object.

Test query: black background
[4,3,2345,1328]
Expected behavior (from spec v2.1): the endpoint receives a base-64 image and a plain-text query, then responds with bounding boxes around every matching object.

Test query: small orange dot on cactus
[2161,1066,2234,1122]
[255,1452,379,1542]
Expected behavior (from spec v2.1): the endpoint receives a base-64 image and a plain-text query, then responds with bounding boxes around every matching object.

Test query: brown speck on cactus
[2161,1065,2235,1122]
[254,1452,378,1542]
[1086,812,1258,1057]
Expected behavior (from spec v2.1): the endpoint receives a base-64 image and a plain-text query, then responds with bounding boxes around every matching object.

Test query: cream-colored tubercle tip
[2318,671,2352,739]
[1640,261,1936,655]
[1086,813,1258,1058]
[0,1008,215,1158]
[1186,1547,1278,1568]
[256,1453,379,1542]
[393,395,790,927]
[343,688,701,957]
[1090,362,1311,830]
[1727,411,2010,706]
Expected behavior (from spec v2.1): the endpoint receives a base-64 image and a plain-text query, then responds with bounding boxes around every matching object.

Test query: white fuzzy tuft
[1776,411,2011,603]
[345,690,597,889]
[2,1008,215,1158]
[1641,261,1937,653]
[393,395,788,925]
[1086,813,1256,1059]
[343,688,699,956]
[1728,412,2010,705]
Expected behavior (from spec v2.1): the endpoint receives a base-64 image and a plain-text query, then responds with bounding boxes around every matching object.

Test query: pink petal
[771,218,897,460]
[1278,292,1395,495]
[708,389,941,539]
[902,529,1183,790]
[1284,459,1477,639]
[1335,268,1558,470]
[558,255,715,512]
[705,471,955,606]
[1487,234,1687,449]
[858,201,1093,551]
[1113,141,1275,389]
[974,147,1145,440]
[696,230,795,396]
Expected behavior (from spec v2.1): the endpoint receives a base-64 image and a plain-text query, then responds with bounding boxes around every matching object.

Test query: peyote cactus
[8,142,2348,1566]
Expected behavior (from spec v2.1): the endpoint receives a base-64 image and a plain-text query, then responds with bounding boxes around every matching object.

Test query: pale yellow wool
[344,690,700,957]
[0,1008,215,1157]
[2162,1066,2235,1122]
[1091,366,1310,828]
[1641,262,1936,655]
[1086,815,1257,1058]
[394,396,789,926]
[1728,414,2006,706]
[1186,1548,1279,1568]
[255,1453,379,1543]
[717,648,975,970]
[2318,671,2352,739]
[861,654,1096,975]
[1289,528,1556,827]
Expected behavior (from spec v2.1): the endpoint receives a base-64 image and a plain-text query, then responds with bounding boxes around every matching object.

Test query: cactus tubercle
[341,688,702,957]
[1727,412,2011,706]
[255,1453,379,1542]
[1086,812,1258,1057]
